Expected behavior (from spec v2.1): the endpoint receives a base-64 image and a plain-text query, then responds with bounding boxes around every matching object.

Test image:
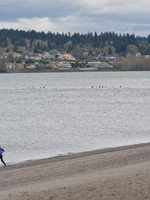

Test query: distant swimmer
[0,147,7,167]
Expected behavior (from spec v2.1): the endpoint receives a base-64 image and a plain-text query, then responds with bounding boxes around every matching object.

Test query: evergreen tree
[108,47,112,55]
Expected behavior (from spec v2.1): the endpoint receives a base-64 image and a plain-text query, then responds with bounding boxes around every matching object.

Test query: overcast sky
[0,0,150,36]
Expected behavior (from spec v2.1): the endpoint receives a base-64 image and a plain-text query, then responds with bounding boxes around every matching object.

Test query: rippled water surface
[0,71,150,163]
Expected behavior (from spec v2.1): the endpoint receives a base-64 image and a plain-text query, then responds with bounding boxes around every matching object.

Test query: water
[0,71,150,163]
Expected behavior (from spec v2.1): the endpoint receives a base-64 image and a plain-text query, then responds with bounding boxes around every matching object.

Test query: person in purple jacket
[0,147,7,167]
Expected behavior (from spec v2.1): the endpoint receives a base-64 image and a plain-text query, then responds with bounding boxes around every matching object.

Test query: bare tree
[113,56,150,70]
[0,58,7,72]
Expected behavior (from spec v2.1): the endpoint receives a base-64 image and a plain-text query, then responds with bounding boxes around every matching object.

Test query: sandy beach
[0,143,150,200]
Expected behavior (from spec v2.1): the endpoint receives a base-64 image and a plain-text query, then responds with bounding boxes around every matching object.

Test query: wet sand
[1,143,150,200]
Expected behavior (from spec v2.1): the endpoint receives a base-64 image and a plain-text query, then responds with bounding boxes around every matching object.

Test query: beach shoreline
[1,142,150,200]
[4,142,150,166]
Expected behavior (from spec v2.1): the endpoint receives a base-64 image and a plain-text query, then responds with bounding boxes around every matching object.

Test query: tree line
[0,29,144,54]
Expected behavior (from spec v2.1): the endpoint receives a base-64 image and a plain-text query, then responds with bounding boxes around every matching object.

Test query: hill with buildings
[0,29,150,72]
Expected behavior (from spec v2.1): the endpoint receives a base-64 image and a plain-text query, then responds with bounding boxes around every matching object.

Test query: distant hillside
[1,29,150,57]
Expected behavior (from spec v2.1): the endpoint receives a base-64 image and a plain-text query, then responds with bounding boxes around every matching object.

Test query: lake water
[0,71,150,163]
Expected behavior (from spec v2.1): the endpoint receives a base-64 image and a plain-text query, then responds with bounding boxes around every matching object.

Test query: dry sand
[1,143,150,200]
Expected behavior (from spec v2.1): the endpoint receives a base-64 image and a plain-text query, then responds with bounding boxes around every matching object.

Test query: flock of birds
[91,85,122,88]
[15,85,123,89]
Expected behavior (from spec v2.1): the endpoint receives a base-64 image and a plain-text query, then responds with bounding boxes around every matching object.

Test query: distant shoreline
[1,68,150,74]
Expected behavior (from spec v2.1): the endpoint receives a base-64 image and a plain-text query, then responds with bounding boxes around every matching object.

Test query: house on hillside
[58,54,76,61]
[14,53,22,59]
[6,63,16,71]
[0,52,8,59]
[75,53,83,59]
[42,52,55,59]
[25,64,36,69]
[30,53,42,61]
[50,62,72,70]
[15,63,24,70]
[87,62,113,69]
[83,52,88,56]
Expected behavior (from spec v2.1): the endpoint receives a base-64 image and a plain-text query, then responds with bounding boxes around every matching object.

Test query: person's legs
[0,154,7,167]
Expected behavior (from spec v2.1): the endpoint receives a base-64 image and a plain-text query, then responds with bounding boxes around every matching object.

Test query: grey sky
[0,0,150,35]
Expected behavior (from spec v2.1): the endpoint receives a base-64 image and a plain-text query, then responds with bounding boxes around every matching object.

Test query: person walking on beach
[0,147,7,167]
